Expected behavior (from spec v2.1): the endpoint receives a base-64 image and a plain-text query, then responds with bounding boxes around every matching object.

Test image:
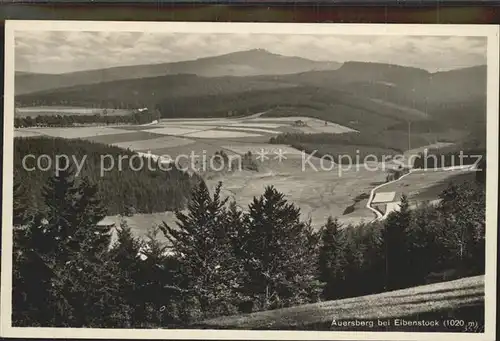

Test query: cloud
[14,30,487,74]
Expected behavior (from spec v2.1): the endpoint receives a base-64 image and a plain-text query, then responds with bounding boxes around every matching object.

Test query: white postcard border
[1,20,498,340]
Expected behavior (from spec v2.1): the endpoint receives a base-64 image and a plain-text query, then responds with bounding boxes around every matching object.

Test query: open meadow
[199,275,484,330]
[205,155,385,229]
[370,168,477,218]
[374,169,477,202]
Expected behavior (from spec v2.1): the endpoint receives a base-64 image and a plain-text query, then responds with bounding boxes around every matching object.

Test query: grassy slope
[197,275,484,331]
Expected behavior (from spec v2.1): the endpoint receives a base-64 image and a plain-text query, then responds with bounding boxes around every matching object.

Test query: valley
[13,49,487,239]
[15,114,380,232]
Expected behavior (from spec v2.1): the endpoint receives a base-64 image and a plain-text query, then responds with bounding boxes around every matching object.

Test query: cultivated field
[83,131,167,144]
[13,130,44,138]
[15,114,356,141]
[111,136,195,151]
[185,130,262,139]
[18,114,463,233]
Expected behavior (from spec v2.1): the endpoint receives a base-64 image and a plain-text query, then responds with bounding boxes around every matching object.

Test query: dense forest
[14,108,161,128]
[269,131,431,163]
[14,137,201,216]
[412,134,486,171]
[16,85,456,133]
[413,150,486,169]
[12,165,486,328]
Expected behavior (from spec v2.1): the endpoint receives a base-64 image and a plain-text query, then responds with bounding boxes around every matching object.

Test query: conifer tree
[381,194,412,290]
[438,182,486,274]
[12,167,80,326]
[12,175,32,324]
[109,220,144,326]
[13,176,29,226]
[110,219,143,267]
[224,201,253,311]
[318,216,347,299]
[161,181,239,319]
[39,166,79,258]
[13,167,127,327]
[406,205,445,283]
[71,177,110,254]
[239,185,322,310]
[133,226,176,327]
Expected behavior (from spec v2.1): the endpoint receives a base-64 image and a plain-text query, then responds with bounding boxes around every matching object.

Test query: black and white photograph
[1,21,498,339]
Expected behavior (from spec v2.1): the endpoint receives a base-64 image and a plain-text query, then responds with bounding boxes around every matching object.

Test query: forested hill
[15,63,486,135]
[14,137,202,216]
[15,49,342,95]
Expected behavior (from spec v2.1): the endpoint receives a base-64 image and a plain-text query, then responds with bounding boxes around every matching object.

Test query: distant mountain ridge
[15,49,342,95]
[15,55,486,139]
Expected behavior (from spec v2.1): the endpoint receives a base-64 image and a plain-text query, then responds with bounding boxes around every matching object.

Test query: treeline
[269,131,424,162]
[14,137,201,216]
[14,109,160,128]
[12,166,486,328]
[156,86,421,132]
[288,143,397,165]
[17,83,422,132]
[413,149,485,170]
[212,150,259,172]
[269,131,440,155]
[15,97,157,110]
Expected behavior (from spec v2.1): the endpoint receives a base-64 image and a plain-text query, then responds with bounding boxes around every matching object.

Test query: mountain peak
[226,48,278,57]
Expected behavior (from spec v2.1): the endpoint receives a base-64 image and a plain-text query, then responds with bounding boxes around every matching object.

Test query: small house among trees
[97,217,116,229]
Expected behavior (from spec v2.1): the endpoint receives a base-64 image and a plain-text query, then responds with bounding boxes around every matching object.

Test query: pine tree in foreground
[13,167,80,326]
[13,176,29,226]
[109,219,144,326]
[161,181,240,319]
[406,204,446,284]
[381,194,412,290]
[438,181,486,274]
[318,216,347,300]
[12,168,129,327]
[239,186,322,311]
[132,226,182,327]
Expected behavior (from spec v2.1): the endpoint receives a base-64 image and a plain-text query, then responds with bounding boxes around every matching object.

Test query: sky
[15,31,487,74]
